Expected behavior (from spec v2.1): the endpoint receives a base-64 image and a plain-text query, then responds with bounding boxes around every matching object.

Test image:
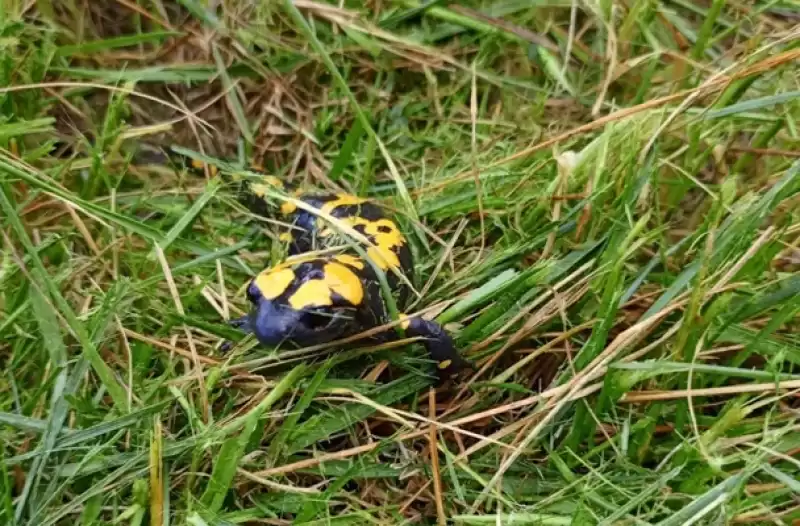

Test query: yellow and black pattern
[179,153,470,381]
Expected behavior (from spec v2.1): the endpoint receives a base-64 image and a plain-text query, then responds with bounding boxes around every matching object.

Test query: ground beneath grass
[1,1,800,525]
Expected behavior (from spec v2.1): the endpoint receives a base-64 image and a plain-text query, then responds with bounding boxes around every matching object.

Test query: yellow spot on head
[254,268,295,300]
[438,359,453,370]
[323,262,364,305]
[334,254,365,270]
[280,200,297,215]
[289,280,333,310]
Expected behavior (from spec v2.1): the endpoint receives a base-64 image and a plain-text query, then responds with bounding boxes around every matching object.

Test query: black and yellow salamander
[182,155,472,382]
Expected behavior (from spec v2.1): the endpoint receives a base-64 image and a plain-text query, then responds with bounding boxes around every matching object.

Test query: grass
[1,0,799,524]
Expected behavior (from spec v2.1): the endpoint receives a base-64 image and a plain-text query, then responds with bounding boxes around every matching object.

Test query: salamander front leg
[220,315,252,353]
[399,315,473,382]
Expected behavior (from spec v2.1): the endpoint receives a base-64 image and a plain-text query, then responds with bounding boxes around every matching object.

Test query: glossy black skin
[182,158,472,381]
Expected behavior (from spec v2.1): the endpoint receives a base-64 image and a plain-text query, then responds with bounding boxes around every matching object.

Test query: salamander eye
[246,283,261,304]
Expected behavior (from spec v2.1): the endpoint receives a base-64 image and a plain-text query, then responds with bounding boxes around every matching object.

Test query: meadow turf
[1,1,800,524]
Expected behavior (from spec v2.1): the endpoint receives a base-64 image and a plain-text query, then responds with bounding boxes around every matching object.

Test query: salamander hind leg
[401,315,473,382]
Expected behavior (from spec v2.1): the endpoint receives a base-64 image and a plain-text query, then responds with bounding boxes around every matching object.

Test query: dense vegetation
[1,1,799,524]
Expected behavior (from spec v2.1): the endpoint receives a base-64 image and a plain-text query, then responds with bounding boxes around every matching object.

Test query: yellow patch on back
[289,280,333,309]
[323,262,364,305]
[334,254,365,270]
[321,194,367,215]
[254,268,295,299]
[320,216,405,271]
[438,359,453,370]
[280,200,298,215]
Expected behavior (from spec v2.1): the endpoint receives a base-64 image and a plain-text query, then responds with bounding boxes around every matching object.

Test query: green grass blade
[280,0,418,221]
[55,32,179,56]
[704,90,800,120]
[200,365,306,512]
[154,177,221,255]
[0,184,129,410]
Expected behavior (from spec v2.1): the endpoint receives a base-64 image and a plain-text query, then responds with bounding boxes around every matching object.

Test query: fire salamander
[183,156,472,382]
